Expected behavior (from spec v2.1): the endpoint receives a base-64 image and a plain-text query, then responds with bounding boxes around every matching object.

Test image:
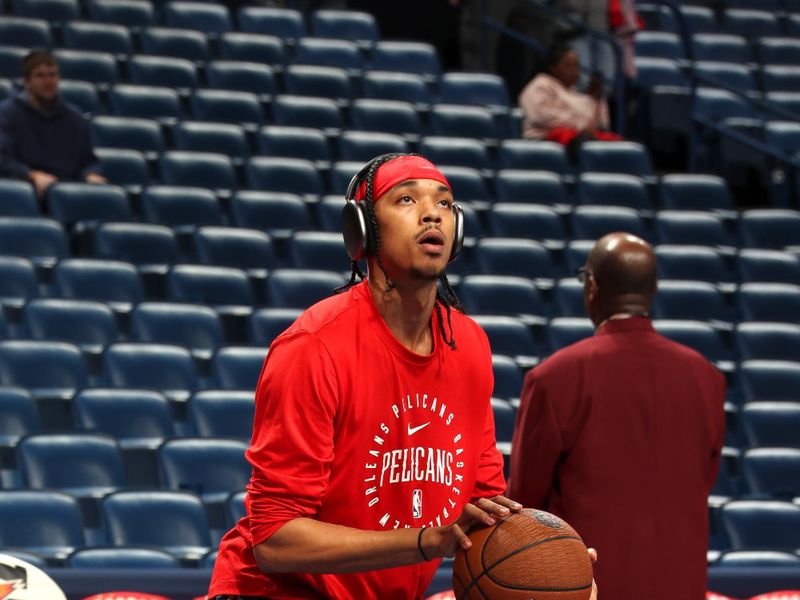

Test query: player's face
[373,178,455,282]
[25,63,60,104]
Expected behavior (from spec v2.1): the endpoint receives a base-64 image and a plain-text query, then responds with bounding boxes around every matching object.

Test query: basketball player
[208,154,527,599]
[509,232,725,600]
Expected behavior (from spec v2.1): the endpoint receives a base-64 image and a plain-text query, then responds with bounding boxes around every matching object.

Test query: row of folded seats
[638,4,800,37]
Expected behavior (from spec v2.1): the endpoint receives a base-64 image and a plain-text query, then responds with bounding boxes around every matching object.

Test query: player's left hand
[588,548,598,599]
[432,496,522,558]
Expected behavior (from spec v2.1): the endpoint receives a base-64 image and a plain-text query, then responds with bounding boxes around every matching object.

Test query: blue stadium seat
[325,161,366,197]
[418,136,491,170]
[547,317,594,351]
[101,490,212,559]
[691,34,752,64]
[212,346,267,390]
[132,302,224,359]
[0,16,52,47]
[429,104,499,139]
[246,157,324,196]
[0,78,14,102]
[0,490,85,560]
[172,121,248,161]
[94,222,180,267]
[738,283,800,322]
[256,125,331,164]
[316,195,348,232]
[206,60,277,96]
[0,386,40,448]
[694,87,757,122]
[289,232,350,272]
[487,203,565,243]
[435,166,489,202]
[54,49,118,85]
[54,258,143,310]
[160,151,237,192]
[491,355,524,403]
[293,38,363,71]
[739,359,800,402]
[741,401,800,448]
[655,210,734,247]
[633,57,688,90]
[189,390,254,439]
[103,342,197,401]
[693,61,758,95]
[18,433,125,496]
[283,64,352,100]
[438,72,509,110]
[194,226,277,275]
[140,27,210,62]
[757,37,800,67]
[634,31,685,60]
[552,279,585,317]
[472,315,538,363]
[459,275,546,323]
[651,280,729,323]
[190,89,263,126]
[219,32,285,64]
[349,98,421,136]
[658,174,733,211]
[491,397,517,444]
[738,249,800,284]
[141,185,223,229]
[237,6,305,41]
[68,547,181,569]
[128,55,198,89]
[716,550,800,569]
[740,209,800,250]
[95,148,151,190]
[165,2,231,34]
[721,500,800,550]
[0,179,38,217]
[91,116,164,156]
[265,269,344,309]
[310,10,378,45]
[723,9,782,39]
[742,448,800,499]
[653,320,727,364]
[494,170,566,205]
[497,140,569,173]
[577,173,650,210]
[764,121,800,162]
[655,245,734,284]
[0,46,27,80]
[74,388,174,448]
[249,307,301,347]
[46,182,131,227]
[361,71,432,104]
[736,322,800,361]
[158,438,250,502]
[0,256,37,308]
[168,264,255,309]
[474,238,556,281]
[13,0,79,22]
[59,79,100,114]
[109,84,183,120]
[24,299,117,353]
[571,206,647,241]
[0,220,67,267]
[271,94,343,130]
[87,0,154,27]
[229,190,311,237]
[578,141,653,177]
[369,41,441,79]
[337,130,408,162]
[564,240,596,274]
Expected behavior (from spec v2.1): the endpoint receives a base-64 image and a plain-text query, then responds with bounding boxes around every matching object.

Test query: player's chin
[410,264,446,282]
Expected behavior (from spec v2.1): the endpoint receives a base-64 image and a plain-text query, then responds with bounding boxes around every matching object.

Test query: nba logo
[412,489,422,519]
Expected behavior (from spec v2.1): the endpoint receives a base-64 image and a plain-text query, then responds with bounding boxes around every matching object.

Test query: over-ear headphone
[341,153,464,263]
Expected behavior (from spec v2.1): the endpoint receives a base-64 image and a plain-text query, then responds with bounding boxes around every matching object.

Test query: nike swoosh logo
[407,421,431,436]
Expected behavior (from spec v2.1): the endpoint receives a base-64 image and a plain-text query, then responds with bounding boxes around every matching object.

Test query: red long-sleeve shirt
[210,282,506,599]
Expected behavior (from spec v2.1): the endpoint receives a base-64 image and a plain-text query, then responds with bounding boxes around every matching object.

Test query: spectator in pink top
[518,43,622,156]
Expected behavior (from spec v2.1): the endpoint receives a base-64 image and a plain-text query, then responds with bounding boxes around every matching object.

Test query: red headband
[354,155,450,202]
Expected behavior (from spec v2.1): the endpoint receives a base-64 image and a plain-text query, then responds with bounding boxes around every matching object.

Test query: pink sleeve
[507,369,563,508]
[246,332,339,546]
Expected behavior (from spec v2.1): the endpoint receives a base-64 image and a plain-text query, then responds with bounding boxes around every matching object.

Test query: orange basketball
[452,508,593,600]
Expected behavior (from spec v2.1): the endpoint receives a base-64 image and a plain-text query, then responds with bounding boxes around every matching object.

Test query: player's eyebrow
[393,181,452,194]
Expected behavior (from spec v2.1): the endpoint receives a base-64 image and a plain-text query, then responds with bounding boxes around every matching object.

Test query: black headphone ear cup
[342,200,371,261]
[449,203,464,263]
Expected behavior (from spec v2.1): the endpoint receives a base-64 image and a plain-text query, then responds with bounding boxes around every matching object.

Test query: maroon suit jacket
[508,317,725,600]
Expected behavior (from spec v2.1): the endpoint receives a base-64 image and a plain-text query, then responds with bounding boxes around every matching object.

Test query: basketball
[452,508,593,600]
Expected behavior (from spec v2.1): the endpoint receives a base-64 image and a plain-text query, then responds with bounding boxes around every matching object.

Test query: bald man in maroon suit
[509,232,726,600]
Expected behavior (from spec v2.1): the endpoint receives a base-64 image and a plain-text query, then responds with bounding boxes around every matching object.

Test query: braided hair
[336,153,462,350]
